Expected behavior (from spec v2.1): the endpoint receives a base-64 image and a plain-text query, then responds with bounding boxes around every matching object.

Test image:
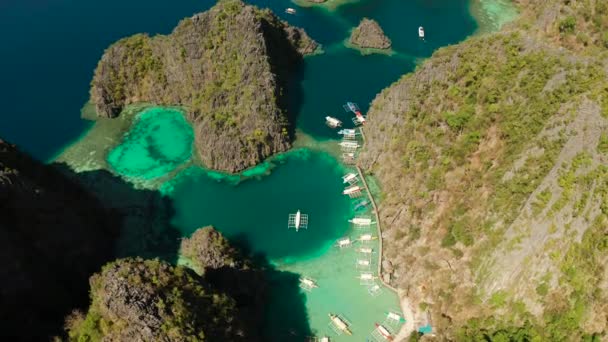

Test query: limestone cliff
[180,226,268,338]
[0,139,116,340]
[360,0,608,339]
[65,258,252,341]
[90,0,317,172]
[349,18,391,50]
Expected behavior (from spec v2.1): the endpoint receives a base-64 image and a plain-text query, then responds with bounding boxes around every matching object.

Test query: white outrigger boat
[358,233,376,242]
[342,173,358,184]
[337,237,352,248]
[288,210,308,232]
[300,276,318,291]
[295,210,301,230]
[329,314,353,335]
[343,185,361,195]
[359,273,376,281]
[285,8,296,14]
[418,26,425,39]
[386,311,406,323]
[358,247,373,254]
[349,217,372,226]
[320,337,330,342]
[338,128,357,139]
[339,141,360,150]
[357,259,370,267]
[325,116,342,128]
[375,323,394,341]
[352,114,366,125]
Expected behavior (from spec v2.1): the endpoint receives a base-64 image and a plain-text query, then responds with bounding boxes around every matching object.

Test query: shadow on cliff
[260,18,307,140]
[56,164,182,262]
[0,139,183,341]
[206,234,313,342]
[0,150,118,340]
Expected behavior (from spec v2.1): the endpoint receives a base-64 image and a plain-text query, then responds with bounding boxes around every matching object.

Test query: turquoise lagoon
[1,0,518,340]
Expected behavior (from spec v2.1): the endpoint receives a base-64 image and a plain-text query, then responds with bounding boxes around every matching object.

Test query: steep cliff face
[180,227,268,339]
[0,139,116,340]
[66,258,250,341]
[360,1,608,338]
[90,0,317,173]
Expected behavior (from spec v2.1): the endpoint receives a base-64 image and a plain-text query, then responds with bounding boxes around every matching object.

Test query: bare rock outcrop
[349,18,391,49]
[90,0,317,173]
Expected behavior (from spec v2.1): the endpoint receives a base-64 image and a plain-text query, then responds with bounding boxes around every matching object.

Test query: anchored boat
[329,314,353,335]
[325,116,342,128]
[349,217,372,226]
[342,173,358,184]
[375,323,394,341]
[386,311,406,323]
[288,210,309,232]
[358,233,376,242]
[359,273,375,281]
[285,8,296,14]
[337,237,352,248]
[418,26,425,39]
[343,185,361,195]
[357,259,370,266]
[300,276,318,290]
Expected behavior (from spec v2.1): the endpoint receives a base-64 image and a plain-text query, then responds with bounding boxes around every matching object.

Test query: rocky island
[349,18,391,50]
[91,0,317,173]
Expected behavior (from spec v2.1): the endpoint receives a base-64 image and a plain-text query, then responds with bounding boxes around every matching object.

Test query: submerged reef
[91,0,317,173]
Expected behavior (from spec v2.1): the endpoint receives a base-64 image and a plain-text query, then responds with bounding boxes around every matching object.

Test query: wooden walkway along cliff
[357,127,415,341]
[356,127,398,292]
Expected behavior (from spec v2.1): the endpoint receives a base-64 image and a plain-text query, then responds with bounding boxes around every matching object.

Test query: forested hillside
[361,0,608,339]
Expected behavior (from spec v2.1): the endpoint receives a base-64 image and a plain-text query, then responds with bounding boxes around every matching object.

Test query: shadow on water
[57,165,182,263]
[208,234,313,341]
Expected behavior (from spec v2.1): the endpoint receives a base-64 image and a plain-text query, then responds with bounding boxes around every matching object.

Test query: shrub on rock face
[66,258,247,341]
[180,226,240,273]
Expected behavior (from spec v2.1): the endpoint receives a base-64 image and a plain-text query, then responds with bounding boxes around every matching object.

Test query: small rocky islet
[349,18,391,50]
[91,0,317,173]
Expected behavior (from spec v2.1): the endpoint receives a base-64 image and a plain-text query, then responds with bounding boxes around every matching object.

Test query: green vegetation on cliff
[91,0,317,172]
[360,0,608,339]
[66,258,246,341]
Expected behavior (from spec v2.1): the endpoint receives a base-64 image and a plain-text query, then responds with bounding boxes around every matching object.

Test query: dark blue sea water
[0,0,476,160]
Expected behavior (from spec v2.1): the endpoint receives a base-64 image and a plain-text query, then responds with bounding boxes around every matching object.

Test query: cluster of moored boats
[308,104,401,341]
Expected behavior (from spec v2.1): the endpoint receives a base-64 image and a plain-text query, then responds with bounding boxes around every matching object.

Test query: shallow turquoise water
[163,149,351,261]
[1,0,515,340]
[107,107,193,180]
